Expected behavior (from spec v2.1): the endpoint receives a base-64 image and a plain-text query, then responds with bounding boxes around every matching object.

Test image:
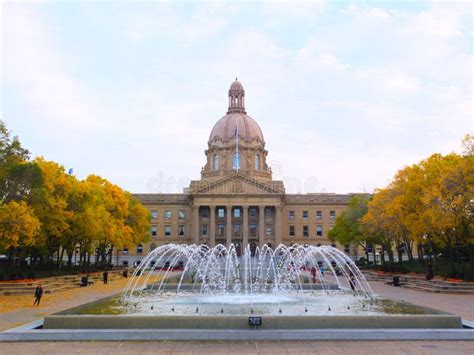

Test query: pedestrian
[103,270,109,284]
[33,284,43,306]
[349,274,356,291]
[311,267,317,283]
[426,262,434,281]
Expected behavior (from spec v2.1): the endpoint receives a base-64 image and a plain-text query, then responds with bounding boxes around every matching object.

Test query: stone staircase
[363,270,474,294]
[0,270,124,296]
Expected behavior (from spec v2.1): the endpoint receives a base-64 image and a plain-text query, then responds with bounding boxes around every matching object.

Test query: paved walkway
[370,281,474,320]
[0,276,130,331]
[1,340,473,354]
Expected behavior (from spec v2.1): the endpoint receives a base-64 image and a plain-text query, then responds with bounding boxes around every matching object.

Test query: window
[201,208,209,218]
[232,152,240,170]
[233,224,241,234]
[344,244,350,253]
[122,260,129,267]
[178,210,185,219]
[289,226,295,237]
[202,224,208,236]
[255,154,260,170]
[217,208,225,218]
[122,248,129,254]
[217,224,225,237]
[233,208,241,218]
[151,225,157,237]
[330,210,336,220]
[151,210,158,219]
[250,223,257,236]
[316,210,322,219]
[249,208,257,217]
[137,244,143,254]
[265,208,273,217]
[164,210,172,220]
[303,225,309,237]
[165,225,171,237]
[302,211,308,219]
[150,243,156,251]
[288,211,295,220]
[266,226,273,237]
[213,153,219,171]
[178,225,185,237]
[316,224,323,237]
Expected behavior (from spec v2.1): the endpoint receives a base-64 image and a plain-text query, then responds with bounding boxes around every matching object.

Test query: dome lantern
[227,78,246,114]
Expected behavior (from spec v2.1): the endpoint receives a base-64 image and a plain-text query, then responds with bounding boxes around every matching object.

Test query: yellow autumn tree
[0,201,40,262]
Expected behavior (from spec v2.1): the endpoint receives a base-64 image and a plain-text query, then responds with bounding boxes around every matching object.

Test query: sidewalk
[0,276,130,331]
[369,280,474,320]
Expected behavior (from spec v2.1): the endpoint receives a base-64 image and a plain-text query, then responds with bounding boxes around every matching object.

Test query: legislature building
[126,80,356,266]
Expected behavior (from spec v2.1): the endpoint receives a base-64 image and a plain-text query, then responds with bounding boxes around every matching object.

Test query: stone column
[259,205,265,248]
[209,206,216,247]
[192,205,200,245]
[226,205,232,247]
[242,205,249,252]
[275,205,282,247]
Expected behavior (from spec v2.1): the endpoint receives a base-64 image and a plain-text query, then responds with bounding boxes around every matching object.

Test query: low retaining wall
[43,314,462,330]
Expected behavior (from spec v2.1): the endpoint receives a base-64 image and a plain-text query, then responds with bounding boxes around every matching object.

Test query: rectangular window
[288,211,295,220]
[217,224,225,237]
[249,208,257,217]
[150,243,156,251]
[344,244,350,253]
[266,226,273,237]
[151,225,157,237]
[202,224,208,236]
[122,248,129,254]
[201,208,209,218]
[178,210,186,219]
[316,210,322,219]
[302,211,308,219]
[122,260,129,267]
[217,208,225,218]
[316,224,323,237]
[165,225,171,237]
[265,208,273,217]
[289,225,295,237]
[303,225,309,237]
[250,223,257,236]
[151,210,158,219]
[233,223,241,234]
[178,225,185,237]
[233,208,241,218]
[164,210,172,220]
[330,210,336,220]
[136,245,143,254]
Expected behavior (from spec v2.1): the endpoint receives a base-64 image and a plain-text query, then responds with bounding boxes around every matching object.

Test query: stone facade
[121,80,358,266]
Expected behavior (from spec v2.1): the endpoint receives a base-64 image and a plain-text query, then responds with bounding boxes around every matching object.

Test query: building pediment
[189,173,285,195]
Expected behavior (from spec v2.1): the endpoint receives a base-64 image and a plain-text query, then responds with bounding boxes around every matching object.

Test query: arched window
[232,152,240,170]
[213,153,219,171]
[255,154,260,170]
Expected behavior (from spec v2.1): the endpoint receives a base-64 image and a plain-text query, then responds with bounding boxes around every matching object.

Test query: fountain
[121,243,374,316]
[39,243,463,333]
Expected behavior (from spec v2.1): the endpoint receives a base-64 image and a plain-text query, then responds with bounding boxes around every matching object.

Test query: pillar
[226,205,232,247]
[192,205,200,245]
[275,205,282,247]
[209,206,216,247]
[259,205,265,248]
[242,205,249,251]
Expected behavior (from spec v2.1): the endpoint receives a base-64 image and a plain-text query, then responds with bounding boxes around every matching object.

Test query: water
[121,243,374,314]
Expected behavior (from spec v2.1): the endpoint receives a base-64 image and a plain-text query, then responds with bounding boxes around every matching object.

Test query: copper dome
[209,112,264,143]
[209,80,264,143]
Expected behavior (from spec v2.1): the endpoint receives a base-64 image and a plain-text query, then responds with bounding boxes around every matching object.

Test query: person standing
[33,284,43,306]
[103,270,109,284]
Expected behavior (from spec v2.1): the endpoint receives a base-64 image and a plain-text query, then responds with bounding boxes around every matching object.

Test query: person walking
[103,270,109,284]
[33,284,43,306]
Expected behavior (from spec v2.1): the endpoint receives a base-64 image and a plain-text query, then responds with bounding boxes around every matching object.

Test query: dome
[209,79,264,143]
[209,112,264,143]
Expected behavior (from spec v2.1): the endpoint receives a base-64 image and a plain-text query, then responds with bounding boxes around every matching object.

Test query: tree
[328,194,375,262]
[0,201,40,263]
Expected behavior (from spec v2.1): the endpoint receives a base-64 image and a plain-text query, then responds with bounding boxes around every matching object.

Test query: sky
[1,1,473,194]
